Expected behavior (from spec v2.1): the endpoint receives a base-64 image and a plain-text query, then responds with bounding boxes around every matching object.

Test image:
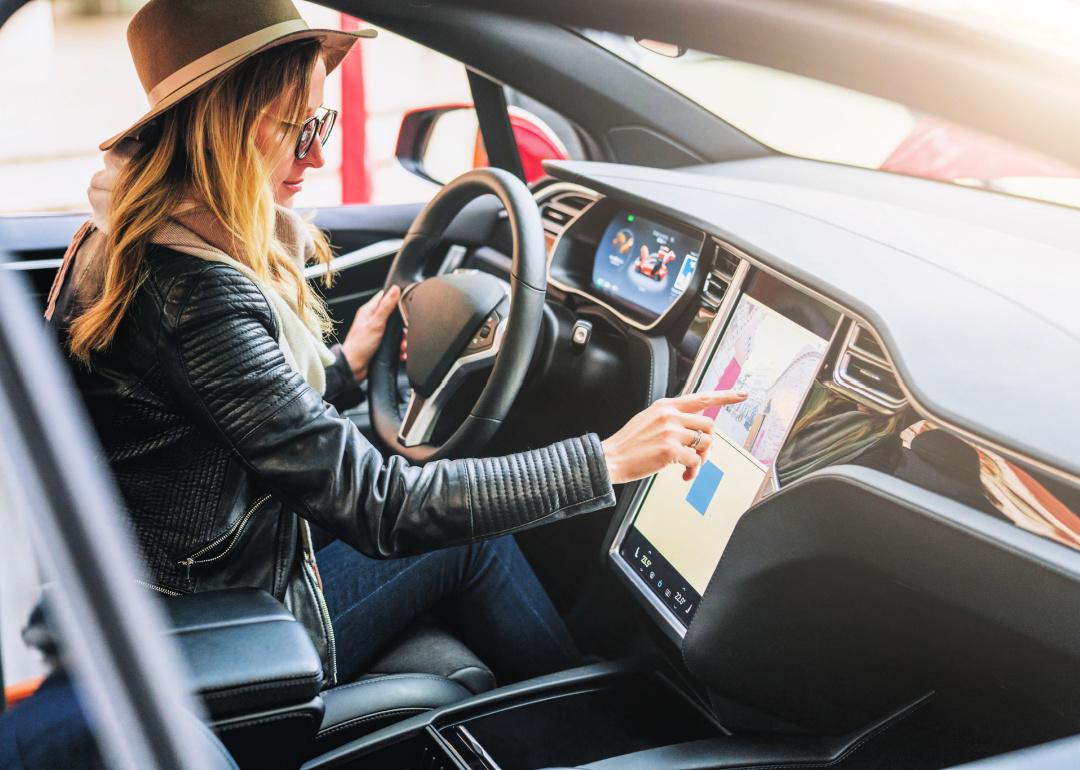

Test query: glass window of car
[0,1,583,216]
[582,22,1080,212]
[0,2,470,212]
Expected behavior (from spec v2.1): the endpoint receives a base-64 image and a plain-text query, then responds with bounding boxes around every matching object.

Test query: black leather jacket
[54,245,615,684]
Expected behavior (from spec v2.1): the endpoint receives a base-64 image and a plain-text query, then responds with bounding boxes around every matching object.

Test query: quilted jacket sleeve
[322,344,365,412]
[157,262,615,557]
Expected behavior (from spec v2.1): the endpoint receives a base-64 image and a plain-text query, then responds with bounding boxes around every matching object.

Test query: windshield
[584,25,1080,212]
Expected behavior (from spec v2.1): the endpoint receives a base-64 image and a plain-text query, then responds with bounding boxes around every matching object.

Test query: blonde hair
[68,39,334,364]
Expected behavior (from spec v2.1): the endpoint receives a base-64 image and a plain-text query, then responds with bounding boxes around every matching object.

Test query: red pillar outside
[338,14,372,204]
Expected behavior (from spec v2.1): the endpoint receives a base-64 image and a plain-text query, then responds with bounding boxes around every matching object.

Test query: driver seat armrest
[165,588,325,719]
[165,589,327,770]
[316,674,470,752]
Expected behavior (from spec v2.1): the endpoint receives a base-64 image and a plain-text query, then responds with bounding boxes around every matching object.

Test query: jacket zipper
[177,494,272,580]
[300,520,338,685]
[135,580,182,597]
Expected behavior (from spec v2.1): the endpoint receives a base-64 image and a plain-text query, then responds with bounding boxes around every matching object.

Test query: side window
[295,7,473,206]
[389,81,588,189]
[0,2,584,217]
[0,2,474,214]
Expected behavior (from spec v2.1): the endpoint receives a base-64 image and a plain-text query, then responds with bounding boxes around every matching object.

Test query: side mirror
[395,104,482,186]
[395,104,571,186]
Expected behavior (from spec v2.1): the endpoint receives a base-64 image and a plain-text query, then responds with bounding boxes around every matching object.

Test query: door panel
[0,205,428,315]
[0,213,88,306]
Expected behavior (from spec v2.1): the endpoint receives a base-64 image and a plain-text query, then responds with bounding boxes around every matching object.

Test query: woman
[48,0,742,687]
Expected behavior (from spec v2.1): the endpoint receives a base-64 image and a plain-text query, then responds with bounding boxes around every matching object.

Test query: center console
[303,657,944,770]
[303,661,722,770]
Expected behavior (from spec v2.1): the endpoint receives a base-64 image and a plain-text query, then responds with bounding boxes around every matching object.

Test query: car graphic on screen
[634,244,678,281]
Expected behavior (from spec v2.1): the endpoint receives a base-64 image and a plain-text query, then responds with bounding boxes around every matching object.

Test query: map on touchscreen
[630,292,830,595]
[699,295,829,468]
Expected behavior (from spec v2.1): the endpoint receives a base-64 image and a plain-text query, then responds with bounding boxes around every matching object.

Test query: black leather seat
[314,618,496,751]
[162,589,494,760]
[367,618,497,695]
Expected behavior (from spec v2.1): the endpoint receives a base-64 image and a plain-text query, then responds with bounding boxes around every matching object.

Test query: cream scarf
[47,142,334,392]
[148,208,335,394]
[53,137,336,394]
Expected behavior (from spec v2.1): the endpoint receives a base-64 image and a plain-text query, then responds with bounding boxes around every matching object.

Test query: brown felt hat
[99,0,375,151]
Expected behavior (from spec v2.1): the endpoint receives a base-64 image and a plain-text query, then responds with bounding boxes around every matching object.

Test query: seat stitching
[317,707,428,738]
[216,711,317,732]
[201,673,323,699]
[327,673,455,694]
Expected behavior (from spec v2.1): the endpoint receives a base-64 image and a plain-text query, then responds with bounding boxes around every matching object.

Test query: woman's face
[259,56,328,207]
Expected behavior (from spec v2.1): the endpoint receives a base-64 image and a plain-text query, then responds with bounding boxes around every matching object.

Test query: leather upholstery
[53,245,616,684]
[316,674,470,752]
[164,588,324,720]
[369,620,496,694]
[163,590,476,766]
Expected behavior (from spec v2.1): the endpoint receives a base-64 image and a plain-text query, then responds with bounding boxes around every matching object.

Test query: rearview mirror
[634,38,687,58]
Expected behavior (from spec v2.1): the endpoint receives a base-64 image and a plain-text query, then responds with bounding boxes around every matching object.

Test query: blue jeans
[316,536,581,685]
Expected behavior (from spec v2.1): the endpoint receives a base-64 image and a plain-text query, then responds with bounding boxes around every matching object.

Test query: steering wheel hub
[400,272,508,398]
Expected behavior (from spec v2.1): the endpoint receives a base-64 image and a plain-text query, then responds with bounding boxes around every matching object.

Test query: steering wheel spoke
[397,309,506,447]
[368,167,546,461]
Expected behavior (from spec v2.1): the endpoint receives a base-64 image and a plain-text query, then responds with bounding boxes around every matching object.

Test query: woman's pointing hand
[601,390,748,484]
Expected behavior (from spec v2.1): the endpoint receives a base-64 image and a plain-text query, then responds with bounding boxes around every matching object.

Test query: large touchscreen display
[592,211,701,318]
[620,272,838,625]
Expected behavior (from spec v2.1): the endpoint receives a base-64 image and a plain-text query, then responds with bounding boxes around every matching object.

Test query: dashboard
[533,181,893,632]
[538,183,894,637]
[529,162,1080,647]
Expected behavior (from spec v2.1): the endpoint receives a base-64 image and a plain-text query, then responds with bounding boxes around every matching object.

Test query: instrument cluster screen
[592,211,701,318]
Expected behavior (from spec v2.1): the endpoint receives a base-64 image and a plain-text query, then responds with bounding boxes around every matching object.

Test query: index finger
[673,389,748,413]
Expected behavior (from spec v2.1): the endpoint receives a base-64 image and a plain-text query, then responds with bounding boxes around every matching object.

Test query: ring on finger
[689,429,703,450]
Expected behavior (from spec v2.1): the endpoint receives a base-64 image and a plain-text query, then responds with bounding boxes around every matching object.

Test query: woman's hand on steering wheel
[369,168,547,463]
[601,390,748,485]
[341,285,401,382]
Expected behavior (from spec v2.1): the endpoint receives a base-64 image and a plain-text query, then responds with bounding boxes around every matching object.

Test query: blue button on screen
[686,461,724,515]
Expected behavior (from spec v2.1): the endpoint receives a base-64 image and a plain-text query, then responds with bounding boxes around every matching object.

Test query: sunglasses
[283,106,338,160]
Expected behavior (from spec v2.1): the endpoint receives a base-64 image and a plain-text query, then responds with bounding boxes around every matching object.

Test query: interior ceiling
[2,0,1076,167]
[407,0,1080,169]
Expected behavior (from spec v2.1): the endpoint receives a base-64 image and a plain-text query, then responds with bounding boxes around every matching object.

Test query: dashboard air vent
[536,184,597,261]
[539,189,595,239]
[711,241,741,281]
[833,323,907,412]
[700,242,741,310]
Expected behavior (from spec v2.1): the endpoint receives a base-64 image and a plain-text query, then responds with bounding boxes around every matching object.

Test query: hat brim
[99,26,375,151]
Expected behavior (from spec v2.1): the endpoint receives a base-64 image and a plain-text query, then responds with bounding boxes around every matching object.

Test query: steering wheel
[368,168,547,463]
